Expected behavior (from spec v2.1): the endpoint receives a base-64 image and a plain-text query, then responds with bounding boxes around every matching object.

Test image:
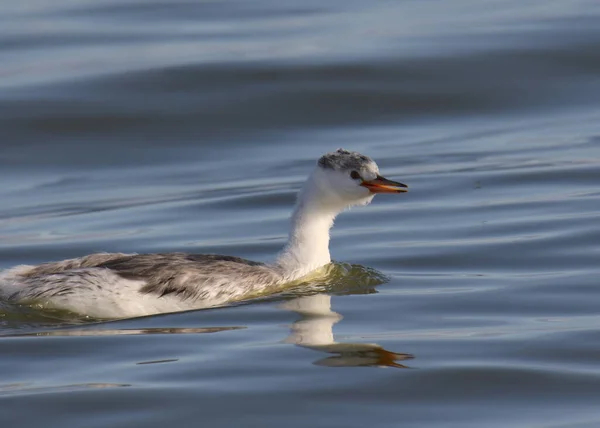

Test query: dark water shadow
[1,325,245,338]
[0,382,130,397]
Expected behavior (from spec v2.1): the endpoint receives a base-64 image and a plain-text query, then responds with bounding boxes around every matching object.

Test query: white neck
[275,172,343,280]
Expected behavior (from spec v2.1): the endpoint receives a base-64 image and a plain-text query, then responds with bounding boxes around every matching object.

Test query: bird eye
[350,171,361,180]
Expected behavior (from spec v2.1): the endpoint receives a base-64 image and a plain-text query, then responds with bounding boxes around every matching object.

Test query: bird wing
[96,253,282,301]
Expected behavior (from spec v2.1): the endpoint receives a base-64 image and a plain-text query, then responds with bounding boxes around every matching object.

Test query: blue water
[2,1,600,426]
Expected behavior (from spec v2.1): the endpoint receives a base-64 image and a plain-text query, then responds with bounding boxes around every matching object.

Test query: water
[2,0,600,426]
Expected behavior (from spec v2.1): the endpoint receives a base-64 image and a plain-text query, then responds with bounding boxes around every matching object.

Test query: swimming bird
[0,149,407,318]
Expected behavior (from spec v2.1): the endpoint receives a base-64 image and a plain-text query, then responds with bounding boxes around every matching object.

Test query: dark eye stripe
[350,171,361,180]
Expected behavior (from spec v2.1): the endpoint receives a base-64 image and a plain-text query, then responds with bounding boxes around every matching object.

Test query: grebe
[0,149,407,318]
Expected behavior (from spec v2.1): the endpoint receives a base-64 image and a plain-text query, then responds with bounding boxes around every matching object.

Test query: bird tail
[0,265,34,300]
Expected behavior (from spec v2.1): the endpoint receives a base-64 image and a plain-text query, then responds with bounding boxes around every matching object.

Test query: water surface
[2,0,600,426]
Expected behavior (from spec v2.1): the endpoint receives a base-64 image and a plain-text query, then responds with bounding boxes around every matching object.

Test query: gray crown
[317,149,374,171]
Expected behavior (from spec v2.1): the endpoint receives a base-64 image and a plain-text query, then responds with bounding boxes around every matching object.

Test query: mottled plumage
[20,253,281,300]
[2,253,284,318]
[100,253,281,299]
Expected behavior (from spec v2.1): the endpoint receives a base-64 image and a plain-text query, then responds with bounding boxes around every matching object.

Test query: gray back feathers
[98,253,279,299]
[21,253,133,278]
[17,252,284,303]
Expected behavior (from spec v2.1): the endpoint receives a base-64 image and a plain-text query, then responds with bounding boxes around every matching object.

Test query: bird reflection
[280,294,413,368]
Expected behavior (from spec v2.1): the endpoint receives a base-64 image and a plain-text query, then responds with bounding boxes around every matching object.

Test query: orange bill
[360,175,408,194]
